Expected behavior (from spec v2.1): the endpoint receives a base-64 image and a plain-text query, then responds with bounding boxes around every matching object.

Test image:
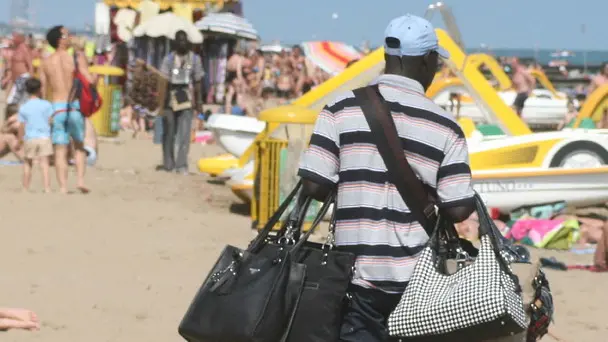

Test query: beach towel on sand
[507,219,580,250]
[510,201,566,221]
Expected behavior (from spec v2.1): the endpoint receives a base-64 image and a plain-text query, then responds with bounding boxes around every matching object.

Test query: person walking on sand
[3,31,33,106]
[159,30,204,174]
[40,25,93,194]
[16,78,54,192]
[298,14,476,341]
[511,58,535,116]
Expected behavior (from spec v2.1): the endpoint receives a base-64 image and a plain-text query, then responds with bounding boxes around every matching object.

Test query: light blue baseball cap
[384,14,449,59]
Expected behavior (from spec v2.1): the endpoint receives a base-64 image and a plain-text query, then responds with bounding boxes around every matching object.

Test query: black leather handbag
[178,182,308,342]
[261,195,356,342]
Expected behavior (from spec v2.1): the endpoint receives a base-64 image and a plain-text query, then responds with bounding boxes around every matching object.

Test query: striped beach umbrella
[195,12,258,40]
[300,41,363,75]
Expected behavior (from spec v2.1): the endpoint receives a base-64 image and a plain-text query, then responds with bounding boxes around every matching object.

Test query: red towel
[567,264,608,272]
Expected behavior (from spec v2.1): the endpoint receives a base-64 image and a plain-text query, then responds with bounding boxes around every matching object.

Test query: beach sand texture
[0,94,607,342]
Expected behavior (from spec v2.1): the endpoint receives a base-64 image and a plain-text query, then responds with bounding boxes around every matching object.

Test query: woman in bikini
[276,66,294,102]
[224,46,248,114]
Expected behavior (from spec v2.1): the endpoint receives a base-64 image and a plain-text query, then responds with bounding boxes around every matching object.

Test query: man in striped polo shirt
[298,14,476,341]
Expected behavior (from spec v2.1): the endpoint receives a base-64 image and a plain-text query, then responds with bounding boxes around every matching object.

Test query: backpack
[72,53,102,117]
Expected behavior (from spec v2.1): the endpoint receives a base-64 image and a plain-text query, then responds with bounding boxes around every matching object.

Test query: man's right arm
[2,55,11,84]
[436,129,476,223]
[159,55,171,80]
[298,105,340,201]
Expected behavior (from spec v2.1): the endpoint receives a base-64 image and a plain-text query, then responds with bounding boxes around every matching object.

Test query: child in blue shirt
[17,78,54,192]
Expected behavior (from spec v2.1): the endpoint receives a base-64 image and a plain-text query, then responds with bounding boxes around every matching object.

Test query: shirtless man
[4,31,33,105]
[588,62,608,93]
[511,58,535,116]
[40,26,93,194]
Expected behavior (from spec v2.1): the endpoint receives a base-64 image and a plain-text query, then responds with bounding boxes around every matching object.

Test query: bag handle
[473,193,522,291]
[291,192,337,254]
[247,180,304,253]
[275,194,313,243]
[353,85,436,235]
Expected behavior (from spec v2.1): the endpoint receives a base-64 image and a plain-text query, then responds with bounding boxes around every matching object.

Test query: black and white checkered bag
[388,195,527,341]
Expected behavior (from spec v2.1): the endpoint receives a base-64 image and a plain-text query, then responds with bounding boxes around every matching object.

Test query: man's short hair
[5,103,18,120]
[175,30,188,40]
[25,78,42,95]
[46,25,64,49]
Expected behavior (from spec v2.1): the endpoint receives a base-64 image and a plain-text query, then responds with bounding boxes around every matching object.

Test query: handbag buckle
[320,228,336,266]
[455,247,472,270]
[277,236,295,245]
[279,222,297,245]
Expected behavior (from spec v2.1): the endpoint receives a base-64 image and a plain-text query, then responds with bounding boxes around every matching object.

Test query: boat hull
[473,167,608,212]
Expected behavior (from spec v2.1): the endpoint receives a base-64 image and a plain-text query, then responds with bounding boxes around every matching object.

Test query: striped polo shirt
[298,74,475,293]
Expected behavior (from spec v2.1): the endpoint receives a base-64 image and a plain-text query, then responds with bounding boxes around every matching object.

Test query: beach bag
[259,196,355,342]
[72,53,102,117]
[178,182,307,342]
[388,194,527,341]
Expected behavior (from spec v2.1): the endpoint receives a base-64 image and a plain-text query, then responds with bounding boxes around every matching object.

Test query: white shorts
[7,73,30,105]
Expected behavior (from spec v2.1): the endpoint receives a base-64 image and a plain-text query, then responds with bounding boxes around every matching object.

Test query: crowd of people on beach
[220,44,333,116]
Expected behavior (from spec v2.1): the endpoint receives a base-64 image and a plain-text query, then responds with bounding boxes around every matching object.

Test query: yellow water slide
[573,84,608,127]
[529,68,563,99]
[436,29,532,136]
[467,53,512,91]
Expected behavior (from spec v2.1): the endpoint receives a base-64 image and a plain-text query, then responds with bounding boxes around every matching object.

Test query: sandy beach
[0,96,607,341]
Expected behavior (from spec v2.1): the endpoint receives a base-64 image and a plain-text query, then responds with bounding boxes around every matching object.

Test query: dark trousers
[162,108,193,171]
[340,285,402,342]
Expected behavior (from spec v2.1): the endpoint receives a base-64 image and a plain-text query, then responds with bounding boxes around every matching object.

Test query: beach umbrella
[195,12,258,41]
[300,41,363,75]
[132,12,203,44]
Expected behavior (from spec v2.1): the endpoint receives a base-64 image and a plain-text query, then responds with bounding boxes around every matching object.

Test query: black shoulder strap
[353,85,437,235]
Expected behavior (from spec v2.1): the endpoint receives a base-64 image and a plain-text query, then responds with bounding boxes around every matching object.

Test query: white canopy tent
[133,12,204,43]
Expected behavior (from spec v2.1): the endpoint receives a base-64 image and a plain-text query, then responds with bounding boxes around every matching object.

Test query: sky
[4,0,608,50]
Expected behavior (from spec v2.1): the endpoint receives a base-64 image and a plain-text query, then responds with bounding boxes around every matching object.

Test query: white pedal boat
[206,114,265,157]
[433,87,569,128]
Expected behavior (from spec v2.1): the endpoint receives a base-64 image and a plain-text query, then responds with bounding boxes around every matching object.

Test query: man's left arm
[192,54,205,111]
[24,46,33,74]
[526,70,536,89]
[297,106,340,201]
[77,51,93,83]
[436,128,476,223]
